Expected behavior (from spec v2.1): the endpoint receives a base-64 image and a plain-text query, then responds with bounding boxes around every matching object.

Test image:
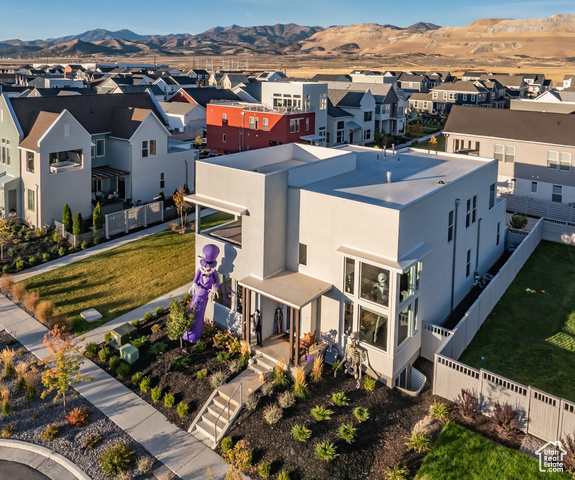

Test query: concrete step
[213,394,240,412]
[217,387,242,407]
[190,429,213,448]
[255,356,275,371]
[202,411,229,430]
[248,363,269,376]
[207,402,235,422]
[195,419,222,441]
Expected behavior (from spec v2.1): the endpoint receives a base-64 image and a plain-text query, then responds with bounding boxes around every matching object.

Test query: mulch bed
[225,358,438,480]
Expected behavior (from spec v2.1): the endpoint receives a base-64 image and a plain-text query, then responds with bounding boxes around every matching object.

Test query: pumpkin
[259,372,267,382]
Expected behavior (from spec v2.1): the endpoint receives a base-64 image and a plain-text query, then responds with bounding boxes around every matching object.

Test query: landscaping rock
[413,414,443,439]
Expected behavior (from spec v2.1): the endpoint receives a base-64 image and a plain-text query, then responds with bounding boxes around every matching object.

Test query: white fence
[503,193,575,223]
[105,201,164,238]
[53,221,104,247]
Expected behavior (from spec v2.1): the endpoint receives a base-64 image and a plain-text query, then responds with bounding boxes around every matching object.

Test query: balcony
[49,149,82,174]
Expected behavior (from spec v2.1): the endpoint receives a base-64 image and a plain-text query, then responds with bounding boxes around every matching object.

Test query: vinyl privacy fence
[105,201,164,238]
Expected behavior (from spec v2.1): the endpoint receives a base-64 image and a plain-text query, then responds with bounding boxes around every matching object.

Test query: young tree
[0,219,14,262]
[72,212,83,235]
[62,203,73,233]
[167,297,193,349]
[39,325,91,414]
[173,187,187,233]
[93,202,103,230]
[428,134,438,154]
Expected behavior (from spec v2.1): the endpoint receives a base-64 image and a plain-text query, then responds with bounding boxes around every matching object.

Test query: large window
[550,151,572,171]
[215,274,232,309]
[249,116,258,130]
[359,306,387,352]
[548,151,559,169]
[472,195,477,223]
[504,145,515,163]
[263,118,268,132]
[494,144,514,163]
[27,188,35,212]
[397,304,412,347]
[96,138,105,157]
[289,119,300,133]
[360,263,390,307]
[344,301,353,336]
[363,130,371,141]
[320,93,327,110]
[399,262,421,303]
[560,153,571,171]
[364,111,373,122]
[344,257,355,295]
[142,139,157,158]
[552,185,563,203]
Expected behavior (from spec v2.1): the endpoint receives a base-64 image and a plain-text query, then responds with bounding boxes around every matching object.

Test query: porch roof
[239,270,332,310]
[91,166,129,180]
[184,193,247,217]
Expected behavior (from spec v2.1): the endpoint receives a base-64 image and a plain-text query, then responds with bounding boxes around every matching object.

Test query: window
[364,111,372,122]
[27,188,35,212]
[299,243,307,266]
[0,138,4,164]
[466,249,471,277]
[359,306,387,352]
[222,134,226,143]
[337,121,344,130]
[466,199,471,228]
[26,151,34,172]
[5,139,9,165]
[399,264,419,303]
[363,130,371,141]
[344,257,355,295]
[414,298,419,332]
[215,274,232,309]
[96,138,105,157]
[496,222,500,246]
[142,140,149,157]
[489,183,495,209]
[320,93,327,110]
[463,94,467,101]
[344,301,354,336]
[471,94,476,101]
[552,185,563,203]
[548,151,559,169]
[504,145,515,163]
[494,144,504,162]
[448,92,456,101]
[510,178,516,191]
[531,181,538,193]
[222,113,227,122]
[475,141,480,152]
[306,118,309,131]
[472,195,477,223]
[263,118,268,132]
[397,304,412,347]
[360,263,390,308]
[160,172,165,189]
[249,116,258,130]
[448,209,454,242]
[319,127,326,138]
[64,124,69,137]
[455,139,460,151]
[560,152,571,171]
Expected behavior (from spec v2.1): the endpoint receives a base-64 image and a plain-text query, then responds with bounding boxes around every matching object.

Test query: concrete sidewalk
[0,293,229,480]
[13,208,216,282]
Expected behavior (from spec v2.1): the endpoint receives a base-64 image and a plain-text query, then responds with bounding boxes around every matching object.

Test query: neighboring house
[159,101,205,140]
[444,105,575,205]
[480,74,526,98]
[0,93,195,226]
[184,143,504,388]
[310,74,351,82]
[562,74,575,90]
[206,102,316,152]
[521,73,548,98]
[510,91,575,114]
[27,77,84,89]
[397,73,431,96]
[327,88,376,145]
[255,71,287,82]
[20,87,95,98]
[109,84,167,103]
[220,74,250,90]
[186,69,210,85]
[461,71,486,82]
[409,93,434,113]
[168,87,243,108]
[430,81,490,112]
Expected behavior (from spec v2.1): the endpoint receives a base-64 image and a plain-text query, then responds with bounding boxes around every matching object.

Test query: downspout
[475,218,482,278]
[450,198,460,313]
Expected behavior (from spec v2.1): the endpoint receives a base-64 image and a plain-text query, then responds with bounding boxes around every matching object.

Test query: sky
[2,0,575,40]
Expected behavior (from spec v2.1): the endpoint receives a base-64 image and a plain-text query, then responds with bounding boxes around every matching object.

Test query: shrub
[562,434,575,473]
[385,464,410,480]
[150,324,162,334]
[93,236,100,245]
[93,202,103,230]
[491,402,521,439]
[1,387,12,416]
[136,456,154,474]
[2,265,10,275]
[177,401,189,418]
[83,433,102,450]
[36,300,55,324]
[41,423,61,442]
[131,372,144,385]
[58,246,66,256]
[0,275,14,294]
[150,342,167,355]
[261,382,274,396]
[15,362,28,390]
[139,376,152,392]
[196,368,208,380]
[130,334,149,348]
[222,439,253,472]
[155,307,165,316]
[164,392,175,407]
[11,282,26,301]
[116,362,130,379]
[258,462,271,478]
[244,393,258,411]
[331,358,341,371]
[406,431,432,454]
[315,441,338,461]
[28,256,37,266]
[15,260,24,271]
[193,339,207,352]
[42,253,51,263]
[108,355,121,370]
[80,241,88,250]
[1,425,15,438]
[364,376,377,391]
[338,422,357,444]
[229,359,241,373]
[311,405,333,421]
[66,407,89,427]
[278,472,290,480]
[217,351,231,363]
[24,372,38,399]
[68,245,76,254]
[221,436,234,453]
[131,318,140,327]
[210,371,227,387]
[430,400,450,422]
[213,330,233,349]
[279,390,296,409]
[22,290,39,312]
[172,355,191,370]
[332,392,350,407]
[62,203,72,233]
[144,312,154,322]
[72,212,83,235]
[104,332,113,343]
[293,366,308,400]
[509,213,528,229]
[455,389,479,419]
[291,424,312,442]
[0,348,16,377]
[83,342,99,358]
[226,336,241,355]
[98,440,135,477]
[264,404,283,425]
[310,355,324,382]
[98,347,110,362]
[151,386,162,402]
[354,407,370,422]
[272,359,291,388]
[203,320,217,339]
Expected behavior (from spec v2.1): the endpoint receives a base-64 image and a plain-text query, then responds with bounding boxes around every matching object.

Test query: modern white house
[185,143,505,388]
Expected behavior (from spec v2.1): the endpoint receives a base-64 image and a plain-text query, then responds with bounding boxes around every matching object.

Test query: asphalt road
[0,460,51,480]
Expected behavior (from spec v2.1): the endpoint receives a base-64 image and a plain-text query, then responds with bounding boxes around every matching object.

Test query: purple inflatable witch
[182,244,220,343]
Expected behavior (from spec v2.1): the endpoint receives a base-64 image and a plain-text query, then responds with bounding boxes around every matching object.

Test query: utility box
[120,344,139,365]
[112,323,137,346]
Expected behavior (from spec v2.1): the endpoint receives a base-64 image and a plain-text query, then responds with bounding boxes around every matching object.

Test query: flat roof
[302,146,493,210]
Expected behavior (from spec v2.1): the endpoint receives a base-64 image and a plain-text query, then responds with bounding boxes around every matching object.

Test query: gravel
[0,330,166,480]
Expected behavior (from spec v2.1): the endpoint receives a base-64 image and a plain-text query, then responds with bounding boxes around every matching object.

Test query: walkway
[0,296,229,480]
[13,209,215,282]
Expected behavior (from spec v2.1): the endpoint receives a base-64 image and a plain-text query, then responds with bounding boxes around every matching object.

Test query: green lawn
[415,422,571,480]
[23,212,233,334]
[460,241,575,401]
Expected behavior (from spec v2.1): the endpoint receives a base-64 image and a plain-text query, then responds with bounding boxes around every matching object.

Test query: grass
[22,212,233,334]
[460,241,575,401]
[415,422,571,480]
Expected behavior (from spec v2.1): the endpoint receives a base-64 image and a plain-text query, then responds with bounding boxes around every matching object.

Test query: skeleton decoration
[182,244,220,343]
[333,332,367,389]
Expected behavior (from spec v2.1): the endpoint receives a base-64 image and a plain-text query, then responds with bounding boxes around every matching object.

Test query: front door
[7,189,16,217]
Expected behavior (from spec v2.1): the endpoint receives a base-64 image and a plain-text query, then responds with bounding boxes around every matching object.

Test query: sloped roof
[19,111,60,151]
[444,106,575,147]
[110,107,154,139]
[159,101,199,115]
[327,99,352,118]
[409,93,433,101]
[176,87,242,108]
[432,82,487,93]
[328,90,365,108]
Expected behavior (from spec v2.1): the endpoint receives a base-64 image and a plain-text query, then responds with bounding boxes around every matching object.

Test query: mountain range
[2,15,575,59]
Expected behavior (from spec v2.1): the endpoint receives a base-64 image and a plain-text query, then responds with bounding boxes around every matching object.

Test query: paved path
[13,209,216,282]
[0,296,229,480]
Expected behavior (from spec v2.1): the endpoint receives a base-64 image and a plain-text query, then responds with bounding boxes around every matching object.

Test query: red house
[206,102,316,153]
